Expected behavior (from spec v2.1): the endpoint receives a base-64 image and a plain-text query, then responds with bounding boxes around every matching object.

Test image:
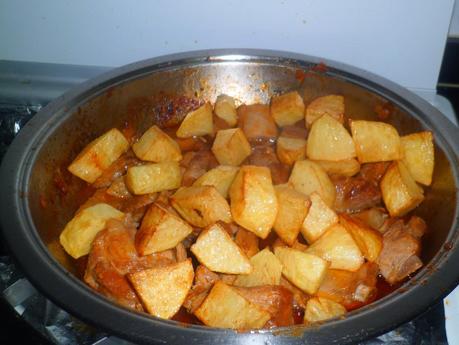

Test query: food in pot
[59,90,434,330]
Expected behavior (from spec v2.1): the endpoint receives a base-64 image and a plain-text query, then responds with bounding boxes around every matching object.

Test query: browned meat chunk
[84,219,174,311]
[333,162,389,213]
[280,125,308,139]
[151,95,203,128]
[180,149,219,186]
[183,265,220,313]
[92,152,141,188]
[233,285,294,327]
[377,217,426,284]
[238,104,278,142]
[247,144,290,185]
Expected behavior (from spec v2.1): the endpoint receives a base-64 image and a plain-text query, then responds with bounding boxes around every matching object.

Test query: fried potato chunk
[304,297,346,323]
[214,94,238,127]
[351,120,401,163]
[305,95,344,127]
[289,160,336,207]
[301,192,338,244]
[176,102,213,138]
[128,259,194,319]
[135,203,193,255]
[380,161,424,217]
[132,125,182,162]
[276,137,307,166]
[125,161,181,195]
[314,159,360,177]
[401,131,434,186]
[273,185,311,245]
[68,128,129,183]
[238,104,278,141]
[307,114,356,161]
[171,186,232,227]
[191,223,252,274]
[229,166,278,239]
[211,128,252,166]
[339,214,382,262]
[274,246,329,294]
[193,165,239,198]
[60,203,124,259]
[234,248,283,287]
[270,91,305,127]
[194,281,271,329]
[307,224,363,271]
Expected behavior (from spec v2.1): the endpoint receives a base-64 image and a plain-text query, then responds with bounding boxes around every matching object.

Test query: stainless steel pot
[0,49,458,344]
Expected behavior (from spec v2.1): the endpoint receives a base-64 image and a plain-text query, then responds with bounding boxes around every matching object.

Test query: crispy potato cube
[234,248,283,287]
[171,186,232,227]
[274,246,328,294]
[289,160,336,207]
[307,224,363,271]
[273,185,311,245]
[291,240,309,252]
[301,192,338,244]
[339,214,382,262]
[276,137,307,165]
[128,259,194,319]
[305,95,344,127]
[214,94,238,127]
[194,281,270,329]
[193,165,239,199]
[380,161,424,217]
[59,203,124,259]
[304,297,346,323]
[135,203,193,255]
[401,131,434,186]
[176,103,213,138]
[191,223,251,274]
[351,120,401,163]
[270,91,305,127]
[132,125,182,162]
[229,166,278,239]
[314,159,360,177]
[211,128,251,166]
[125,161,181,195]
[68,128,129,183]
[307,114,356,161]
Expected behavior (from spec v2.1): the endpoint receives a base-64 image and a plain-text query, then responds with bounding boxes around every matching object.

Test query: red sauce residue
[292,305,305,324]
[311,62,328,73]
[374,276,402,300]
[39,194,47,209]
[53,168,69,195]
[74,255,89,279]
[122,120,137,144]
[172,307,203,325]
[374,101,394,120]
[295,69,307,82]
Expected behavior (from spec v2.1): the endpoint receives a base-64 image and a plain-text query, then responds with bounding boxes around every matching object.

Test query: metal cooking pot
[0,49,458,344]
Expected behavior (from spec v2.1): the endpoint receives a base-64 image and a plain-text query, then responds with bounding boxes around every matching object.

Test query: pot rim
[1,48,458,345]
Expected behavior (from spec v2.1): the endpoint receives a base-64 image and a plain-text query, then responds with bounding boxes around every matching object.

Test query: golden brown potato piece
[339,214,382,262]
[194,281,271,329]
[235,228,259,258]
[274,246,329,294]
[135,203,193,255]
[211,128,251,166]
[288,160,336,207]
[59,203,125,259]
[314,159,360,177]
[132,125,182,162]
[68,128,129,183]
[304,297,346,323]
[307,114,356,161]
[276,137,307,166]
[401,131,434,186]
[238,104,278,141]
[301,192,338,244]
[125,161,181,195]
[380,161,424,217]
[193,165,239,198]
[270,91,305,127]
[171,186,232,227]
[176,102,213,138]
[305,95,344,127]
[190,223,252,274]
[350,120,401,163]
[128,259,194,319]
[234,248,283,287]
[307,224,363,271]
[214,94,238,127]
[229,166,278,239]
[273,185,311,245]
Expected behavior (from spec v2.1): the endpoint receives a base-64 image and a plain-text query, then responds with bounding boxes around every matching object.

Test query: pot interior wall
[27,61,456,282]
